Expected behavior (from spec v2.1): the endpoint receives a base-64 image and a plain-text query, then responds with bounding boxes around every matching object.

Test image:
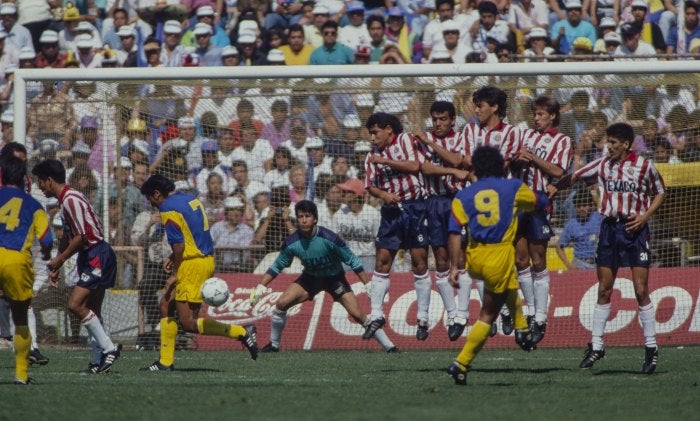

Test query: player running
[0,156,53,384]
[138,174,258,371]
[513,96,572,344]
[552,122,666,374]
[249,200,398,353]
[446,146,545,386]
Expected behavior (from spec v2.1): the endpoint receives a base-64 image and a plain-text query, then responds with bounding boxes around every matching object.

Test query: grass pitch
[1,346,699,420]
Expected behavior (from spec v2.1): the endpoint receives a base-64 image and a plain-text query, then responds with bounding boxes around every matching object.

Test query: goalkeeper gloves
[249,284,267,306]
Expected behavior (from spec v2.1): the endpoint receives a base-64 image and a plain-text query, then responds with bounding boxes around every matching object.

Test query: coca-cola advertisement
[197,268,700,350]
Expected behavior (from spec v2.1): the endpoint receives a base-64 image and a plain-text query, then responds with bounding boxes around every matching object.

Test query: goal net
[13,62,700,351]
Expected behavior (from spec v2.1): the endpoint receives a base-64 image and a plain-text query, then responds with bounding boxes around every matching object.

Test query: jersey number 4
[0,197,22,231]
[474,190,500,227]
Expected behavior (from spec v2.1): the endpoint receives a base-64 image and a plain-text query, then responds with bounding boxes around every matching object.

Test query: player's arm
[420,161,470,180]
[250,246,294,304]
[48,233,86,272]
[162,242,184,300]
[369,154,421,174]
[626,191,665,233]
[367,185,401,205]
[518,149,566,178]
[414,131,463,167]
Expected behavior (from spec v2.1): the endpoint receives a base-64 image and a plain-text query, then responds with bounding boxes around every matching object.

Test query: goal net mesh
[17,66,700,351]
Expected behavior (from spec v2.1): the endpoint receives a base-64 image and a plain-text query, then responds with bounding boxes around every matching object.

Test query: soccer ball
[201,277,230,307]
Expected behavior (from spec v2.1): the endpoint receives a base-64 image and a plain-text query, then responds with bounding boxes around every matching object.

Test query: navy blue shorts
[76,241,117,290]
[426,195,453,247]
[596,218,651,270]
[517,210,553,242]
[295,272,352,300]
[376,199,429,251]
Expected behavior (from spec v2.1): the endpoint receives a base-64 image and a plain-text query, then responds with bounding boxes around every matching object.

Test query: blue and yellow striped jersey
[0,186,53,256]
[159,192,213,259]
[449,177,548,245]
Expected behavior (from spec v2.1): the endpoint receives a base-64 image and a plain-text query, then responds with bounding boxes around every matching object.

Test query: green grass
[1,346,699,420]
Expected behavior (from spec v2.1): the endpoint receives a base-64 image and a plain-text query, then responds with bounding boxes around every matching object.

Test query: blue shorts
[76,241,117,291]
[376,199,429,251]
[296,272,352,300]
[517,210,553,242]
[596,218,651,270]
[426,195,453,247]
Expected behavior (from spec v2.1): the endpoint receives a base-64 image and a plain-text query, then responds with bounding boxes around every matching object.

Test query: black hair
[472,146,504,179]
[321,20,339,32]
[367,15,385,30]
[237,98,254,112]
[271,99,288,114]
[570,90,589,108]
[231,159,248,170]
[288,23,305,36]
[295,199,318,220]
[365,112,403,134]
[606,122,635,147]
[430,101,456,119]
[0,155,26,186]
[472,86,508,119]
[478,1,498,15]
[273,146,295,169]
[436,0,455,9]
[140,174,176,197]
[31,159,66,184]
[533,95,561,127]
[0,142,27,161]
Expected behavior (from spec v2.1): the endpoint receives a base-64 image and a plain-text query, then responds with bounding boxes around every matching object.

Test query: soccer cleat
[28,348,50,365]
[140,360,174,372]
[580,343,605,369]
[260,342,280,353]
[447,316,467,341]
[531,321,547,345]
[515,329,536,352]
[241,325,259,360]
[81,363,100,375]
[362,317,386,340]
[446,362,468,386]
[386,346,400,354]
[641,346,659,374]
[97,343,122,374]
[416,320,429,341]
[14,377,31,385]
[489,322,497,337]
[501,313,514,336]
[526,315,535,331]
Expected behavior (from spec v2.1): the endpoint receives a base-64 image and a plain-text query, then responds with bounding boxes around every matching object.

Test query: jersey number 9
[474,190,500,227]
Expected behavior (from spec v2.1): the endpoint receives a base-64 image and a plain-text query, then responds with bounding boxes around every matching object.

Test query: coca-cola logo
[204,287,302,325]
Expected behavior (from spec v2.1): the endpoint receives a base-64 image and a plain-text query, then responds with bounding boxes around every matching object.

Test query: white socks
[81,310,116,354]
[414,272,431,322]
[456,270,472,320]
[591,303,611,351]
[638,302,657,348]
[435,270,457,319]
[373,328,395,351]
[370,272,390,320]
[475,279,484,301]
[533,269,550,323]
[270,307,287,348]
[28,306,38,350]
[517,267,535,317]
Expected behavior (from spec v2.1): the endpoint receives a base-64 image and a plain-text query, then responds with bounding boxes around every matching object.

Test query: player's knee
[180,318,198,333]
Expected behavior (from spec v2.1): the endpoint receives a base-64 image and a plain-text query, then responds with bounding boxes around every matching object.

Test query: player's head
[532,95,560,129]
[472,145,505,179]
[295,199,318,220]
[429,101,456,137]
[32,159,66,198]
[606,122,634,154]
[366,112,402,149]
[0,154,26,187]
[472,86,507,119]
[140,174,176,207]
[295,199,318,235]
[0,141,28,162]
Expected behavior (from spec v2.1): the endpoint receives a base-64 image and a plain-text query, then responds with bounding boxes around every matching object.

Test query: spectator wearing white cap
[338,1,371,51]
[0,3,35,54]
[550,0,596,53]
[602,31,622,55]
[35,30,67,68]
[181,5,231,49]
[65,142,103,195]
[210,196,254,271]
[190,139,235,196]
[221,45,240,66]
[422,0,475,59]
[304,4,331,48]
[384,7,420,62]
[614,22,657,60]
[160,20,190,68]
[115,25,138,67]
[593,16,618,53]
[0,31,19,82]
[437,20,472,63]
[627,0,666,54]
[13,0,53,54]
[266,48,286,65]
[305,136,334,182]
[523,26,556,61]
[150,116,206,174]
[237,29,267,66]
[59,13,102,54]
[278,24,315,65]
[70,34,104,68]
[507,0,549,49]
[471,1,511,54]
[192,23,223,66]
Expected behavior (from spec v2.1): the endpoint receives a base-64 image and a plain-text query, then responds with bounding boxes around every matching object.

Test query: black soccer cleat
[642,346,659,374]
[97,343,122,374]
[28,348,50,365]
[489,322,498,337]
[515,329,537,352]
[362,317,386,340]
[416,320,429,341]
[386,346,400,354]
[261,342,280,353]
[447,317,467,341]
[531,321,547,345]
[14,377,31,385]
[446,362,468,386]
[580,343,605,369]
[501,313,514,336]
[140,360,174,372]
[242,325,259,360]
[81,363,101,375]
[526,315,535,331]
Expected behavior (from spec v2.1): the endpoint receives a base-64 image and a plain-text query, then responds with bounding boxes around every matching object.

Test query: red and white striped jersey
[574,152,666,219]
[419,130,466,195]
[58,185,105,249]
[364,133,426,201]
[519,128,573,191]
[461,121,522,165]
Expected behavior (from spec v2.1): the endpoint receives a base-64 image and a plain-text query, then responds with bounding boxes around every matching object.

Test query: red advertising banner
[197,268,700,350]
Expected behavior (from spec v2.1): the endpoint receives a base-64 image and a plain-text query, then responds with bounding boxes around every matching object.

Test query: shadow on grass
[591,369,657,376]
[383,367,569,375]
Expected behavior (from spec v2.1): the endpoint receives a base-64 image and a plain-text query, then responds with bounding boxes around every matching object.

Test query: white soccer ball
[201,277,230,307]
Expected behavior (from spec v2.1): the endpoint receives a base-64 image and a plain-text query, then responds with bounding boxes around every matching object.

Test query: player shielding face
[33,159,122,374]
[554,122,666,374]
[512,96,572,345]
[249,200,397,353]
[0,156,53,384]
[445,146,549,386]
[139,174,258,371]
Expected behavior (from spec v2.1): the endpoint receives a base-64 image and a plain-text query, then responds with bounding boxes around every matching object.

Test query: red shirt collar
[540,128,559,136]
[58,184,71,204]
[481,120,506,132]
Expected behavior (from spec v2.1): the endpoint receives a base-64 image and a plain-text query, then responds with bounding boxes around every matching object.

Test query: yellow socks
[14,326,30,383]
[197,318,246,339]
[455,320,491,368]
[505,289,528,331]
[159,317,178,367]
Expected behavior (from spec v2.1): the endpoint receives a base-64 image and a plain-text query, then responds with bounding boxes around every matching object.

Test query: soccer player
[32,159,122,374]
[249,200,398,353]
[361,112,431,341]
[138,174,258,371]
[513,96,572,344]
[460,86,522,336]
[0,155,53,384]
[446,146,545,386]
[552,122,666,374]
[414,101,472,341]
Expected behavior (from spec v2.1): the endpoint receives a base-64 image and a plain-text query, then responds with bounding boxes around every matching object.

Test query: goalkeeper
[250,200,398,353]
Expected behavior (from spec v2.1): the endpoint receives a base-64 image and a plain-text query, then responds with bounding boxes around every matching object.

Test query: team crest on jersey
[494,134,501,142]
[627,166,635,175]
[543,135,552,143]
[390,145,400,156]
